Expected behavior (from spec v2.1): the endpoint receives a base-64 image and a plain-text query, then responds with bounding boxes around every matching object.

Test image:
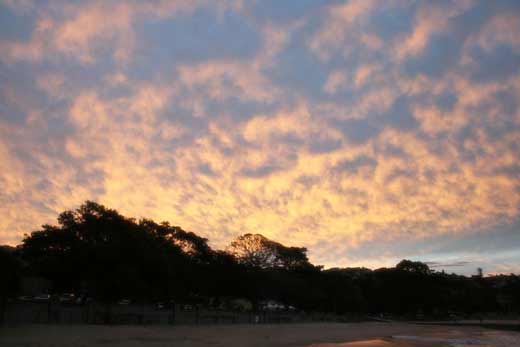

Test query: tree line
[1,201,519,317]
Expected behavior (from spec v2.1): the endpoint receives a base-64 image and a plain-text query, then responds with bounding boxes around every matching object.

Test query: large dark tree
[227,233,313,271]
[20,202,194,301]
[0,246,21,297]
[11,201,520,317]
[0,245,21,324]
[396,259,432,275]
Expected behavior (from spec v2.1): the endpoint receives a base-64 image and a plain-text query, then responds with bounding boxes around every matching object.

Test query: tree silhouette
[4,201,518,318]
[0,246,20,297]
[227,233,313,271]
[227,234,278,269]
[396,259,432,275]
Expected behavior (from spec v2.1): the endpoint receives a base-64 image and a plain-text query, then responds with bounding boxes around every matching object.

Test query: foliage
[0,246,21,297]
[227,233,314,271]
[2,201,518,316]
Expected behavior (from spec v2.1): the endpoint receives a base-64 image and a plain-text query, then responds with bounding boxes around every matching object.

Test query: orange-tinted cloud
[1,0,519,274]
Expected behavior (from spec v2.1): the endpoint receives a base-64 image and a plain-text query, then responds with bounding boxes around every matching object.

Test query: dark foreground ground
[2,322,520,347]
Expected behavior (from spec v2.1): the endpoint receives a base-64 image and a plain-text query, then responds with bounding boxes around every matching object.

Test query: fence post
[47,299,52,323]
[83,302,88,324]
[0,296,6,325]
[139,303,144,325]
[170,302,176,325]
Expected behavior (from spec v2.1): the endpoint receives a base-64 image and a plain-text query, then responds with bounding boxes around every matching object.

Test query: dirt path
[0,322,502,347]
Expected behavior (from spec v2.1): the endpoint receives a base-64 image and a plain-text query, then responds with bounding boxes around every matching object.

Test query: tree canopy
[3,201,519,316]
[226,233,313,271]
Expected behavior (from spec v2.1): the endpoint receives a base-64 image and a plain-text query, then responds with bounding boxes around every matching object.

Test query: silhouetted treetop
[6,200,520,316]
[227,233,313,270]
[396,259,432,275]
[138,219,213,263]
[227,234,277,269]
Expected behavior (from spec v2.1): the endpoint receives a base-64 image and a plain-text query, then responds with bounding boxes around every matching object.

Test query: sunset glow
[1,0,519,274]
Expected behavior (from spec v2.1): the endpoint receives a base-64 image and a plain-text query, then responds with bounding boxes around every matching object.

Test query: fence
[1,300,360,325]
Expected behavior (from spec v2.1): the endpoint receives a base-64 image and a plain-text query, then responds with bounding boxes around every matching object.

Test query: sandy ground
[1,322,511,347]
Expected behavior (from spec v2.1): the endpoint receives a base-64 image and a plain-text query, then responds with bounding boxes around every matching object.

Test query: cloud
[332,155,377,175]
[323,70,347,94]
[395,1,473,61]
[425,261,471,268]
[53,2,135,64]
[177,60,278,104]
[1,0,519,274]
[0,0,241,65]
[308,0,377,61]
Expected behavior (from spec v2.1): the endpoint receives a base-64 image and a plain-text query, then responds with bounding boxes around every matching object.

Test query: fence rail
[1,301,359,325]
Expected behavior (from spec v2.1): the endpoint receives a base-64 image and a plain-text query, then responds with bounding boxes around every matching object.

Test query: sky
[1,0,519,276]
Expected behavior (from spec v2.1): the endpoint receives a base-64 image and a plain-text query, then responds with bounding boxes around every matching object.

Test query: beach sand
[1,322,518,347]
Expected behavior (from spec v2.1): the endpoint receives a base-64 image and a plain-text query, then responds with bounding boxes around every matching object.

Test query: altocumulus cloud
[1,0,519,275]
